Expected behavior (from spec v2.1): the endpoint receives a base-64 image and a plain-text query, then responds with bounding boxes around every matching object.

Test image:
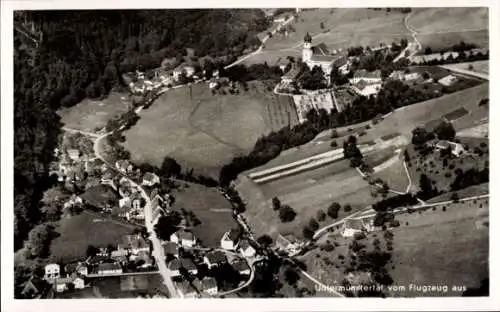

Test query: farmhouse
[350,69,382,84]
[123,234,149,255]
[341,218,368,237]
[302,33,347,79]
[65,262,89,276]
[171,230,197,248]
[97,262,123,275]
[163,241,179,258]
[203,250,227,268]
[142,172,160,187]
[435,140,465,157]
[44,264,61,280]
[220,228,241,250]
[239,239,256,258]
[168,258,198,275]
[438,74,458,87]
[231,258,251,276]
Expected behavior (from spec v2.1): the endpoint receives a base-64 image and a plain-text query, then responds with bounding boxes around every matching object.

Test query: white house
[350,69,382,84]
[438,74,458,87]
[238,239,256,258]
[170,230,196,248]
[119,196,131,210]
[341,218,367,237]
[72,276,85,289]
[142,172,160,187]
[184,66,195,77]
[115,160,133,173]
[44,264,61,280]
[435,140,465,157]
[220,228,241,250]
[67,149,81,162]
[203,250,227,269]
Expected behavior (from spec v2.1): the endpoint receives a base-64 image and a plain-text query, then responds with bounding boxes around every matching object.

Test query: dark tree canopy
[278,205,297,223]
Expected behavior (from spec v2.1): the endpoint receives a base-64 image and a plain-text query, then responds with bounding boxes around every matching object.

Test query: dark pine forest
[14,10,270,250]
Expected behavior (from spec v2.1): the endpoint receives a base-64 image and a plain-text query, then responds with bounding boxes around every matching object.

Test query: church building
[302,33,347,80]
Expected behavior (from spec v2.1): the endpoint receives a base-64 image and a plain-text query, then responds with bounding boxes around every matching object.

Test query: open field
[123,81,298,178]
[58,92,131,132]
[408,8,488,34]
[237,155,379,239]
[371,155,410,194]
[300,234,352,290]
[416,30,489,55]
[263,8,410,52]
[426,183,489,204]
[359,83,488,144]
[389,198,489,297]
[442,61,489,76]
[49,211,138,262]
[407,8,488,54]
[169,182,238,248]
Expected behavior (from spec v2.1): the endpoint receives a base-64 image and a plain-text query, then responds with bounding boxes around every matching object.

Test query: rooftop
[97,262,122,271]
[205,250,227,264]
[202,277,217,290]
[344,218,365,230]
[231,258,250,272]
[354,69,382,80]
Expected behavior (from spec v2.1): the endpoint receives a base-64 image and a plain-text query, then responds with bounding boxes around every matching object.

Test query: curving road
[63,126,180,298]
[225,15,296,69]
[393,11,421,63]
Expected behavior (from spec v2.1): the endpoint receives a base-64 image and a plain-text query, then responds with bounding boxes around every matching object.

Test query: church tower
[302,32,313,63]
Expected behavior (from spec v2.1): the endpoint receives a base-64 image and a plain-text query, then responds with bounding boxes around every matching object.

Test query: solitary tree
[272,196,281,211]
[279,205,297,223]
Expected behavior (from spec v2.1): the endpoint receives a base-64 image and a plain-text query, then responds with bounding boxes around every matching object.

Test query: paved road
[63,126,180,298]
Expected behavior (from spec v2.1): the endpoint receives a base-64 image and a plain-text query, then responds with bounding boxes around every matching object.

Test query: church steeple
[304,32,312,43]
[302,32,313,62]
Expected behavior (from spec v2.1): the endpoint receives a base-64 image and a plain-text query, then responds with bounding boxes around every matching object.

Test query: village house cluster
[160,225,257,297]
[24,232,156,296]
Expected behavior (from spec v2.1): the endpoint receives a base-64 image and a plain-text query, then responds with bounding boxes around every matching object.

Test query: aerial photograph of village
[12,7,489,299]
